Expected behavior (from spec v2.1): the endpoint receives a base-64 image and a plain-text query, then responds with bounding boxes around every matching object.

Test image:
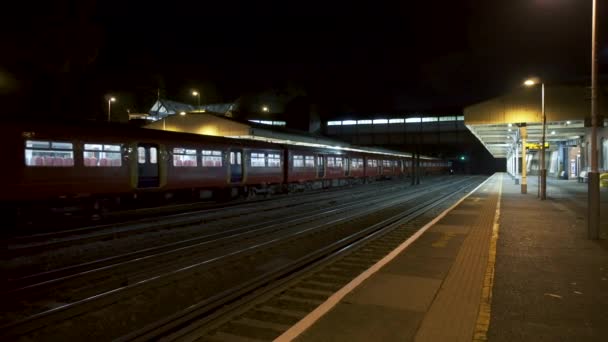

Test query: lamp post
[588,0,600,239]
[524,78,546,200]
[107,96,116,122]
[192,90,200,112]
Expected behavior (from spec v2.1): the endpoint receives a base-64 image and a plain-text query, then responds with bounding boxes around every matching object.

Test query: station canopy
[464,85,607,158]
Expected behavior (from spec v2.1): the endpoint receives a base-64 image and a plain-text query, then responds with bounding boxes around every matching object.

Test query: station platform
[275,173,608,342]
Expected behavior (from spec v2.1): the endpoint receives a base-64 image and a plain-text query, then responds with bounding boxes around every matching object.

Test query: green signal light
[459,156,466,161]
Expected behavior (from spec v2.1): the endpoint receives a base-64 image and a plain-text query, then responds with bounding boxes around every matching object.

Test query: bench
[578,171,588,183]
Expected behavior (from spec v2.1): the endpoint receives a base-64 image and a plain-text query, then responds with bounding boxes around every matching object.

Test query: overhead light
[179,111,186,116]
[566,121,571,125]
[508,128,512,132]
[508,123,513,127]
[551,131,556,135]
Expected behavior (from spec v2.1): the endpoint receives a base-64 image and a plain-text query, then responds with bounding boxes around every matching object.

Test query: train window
[318,156,324,166]
[383,160,391,167]
[327,157,335,167]
[173,148,197,167]
[293,155,304,168]
[202,150,222,167]
[351,158,363,169]
[251,152,266,167]
[138,147,146,164]
[335,157,343,167]
[25,140,74,167]
[149,147,158,164]
[305,156,315,167]
[267,153,281,167]
[84,144,122,167]
[237,152,242,165]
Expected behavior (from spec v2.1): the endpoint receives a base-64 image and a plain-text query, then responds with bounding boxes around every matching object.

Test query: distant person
[449,169,454,175]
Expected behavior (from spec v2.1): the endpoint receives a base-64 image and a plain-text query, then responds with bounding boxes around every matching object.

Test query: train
[2,120,450,220]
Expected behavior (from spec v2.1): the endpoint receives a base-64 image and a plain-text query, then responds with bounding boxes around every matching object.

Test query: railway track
[4,177,449,258]
[0,176,480,341]
[2,177,456,309]
[2,177,450,296]
[3,177,453,285]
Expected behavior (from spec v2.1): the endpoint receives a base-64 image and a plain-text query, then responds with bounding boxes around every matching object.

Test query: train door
[317,155,325,178]
[344,157,350,176]
[230,149,243,183]
[137,143,160,188]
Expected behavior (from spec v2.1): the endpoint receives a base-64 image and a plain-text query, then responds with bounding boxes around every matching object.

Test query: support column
[521,126,527,194]
[515,143,520,185]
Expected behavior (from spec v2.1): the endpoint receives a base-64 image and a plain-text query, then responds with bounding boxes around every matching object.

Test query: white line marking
[274,175,497,342]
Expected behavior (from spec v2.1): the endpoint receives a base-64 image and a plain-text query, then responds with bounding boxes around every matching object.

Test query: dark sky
[1,0,606,119]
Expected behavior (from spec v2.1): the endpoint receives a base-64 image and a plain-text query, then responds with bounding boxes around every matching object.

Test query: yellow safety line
[472,173,503,341]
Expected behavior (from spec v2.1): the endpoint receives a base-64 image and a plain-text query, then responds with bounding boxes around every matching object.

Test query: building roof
[145,112,439,160]
[149,99,235,117]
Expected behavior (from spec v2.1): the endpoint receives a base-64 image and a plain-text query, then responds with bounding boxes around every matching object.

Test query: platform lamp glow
[262,105,269,112]
[107,96,116,122]
[192,90,200,112]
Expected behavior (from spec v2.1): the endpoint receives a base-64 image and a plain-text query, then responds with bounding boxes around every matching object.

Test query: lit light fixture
[566,121,571,125]
[107,96,117,122]
[551,131,556,135]
[192,91,198,96]
[508,128,512,132]
[262,105,269,112]
[179,111,186,116]
[508,123,513,127]
[523,79,537,87]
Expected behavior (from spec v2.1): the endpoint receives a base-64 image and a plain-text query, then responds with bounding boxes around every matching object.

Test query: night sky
[1,0,606,120]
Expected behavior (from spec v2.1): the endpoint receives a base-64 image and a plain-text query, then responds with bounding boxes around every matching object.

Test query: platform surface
[278,174,608,342]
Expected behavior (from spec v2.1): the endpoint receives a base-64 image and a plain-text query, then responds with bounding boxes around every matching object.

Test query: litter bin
[600,173,608,188]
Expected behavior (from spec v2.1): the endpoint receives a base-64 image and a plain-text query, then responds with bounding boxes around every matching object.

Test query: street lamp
[524,78,547,200]
[192,90,200,112]
[589,0,600,239]
[107,96,116,122]
[262,105,269,112]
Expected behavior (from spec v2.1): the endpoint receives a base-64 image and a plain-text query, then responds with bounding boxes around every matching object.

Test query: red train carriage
[364,156,381,180]
[241,148,284,195]
[2,120,449,224]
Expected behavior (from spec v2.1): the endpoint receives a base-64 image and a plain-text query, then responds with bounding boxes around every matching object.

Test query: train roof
[6,118,442,160]
[145,113,442,160]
